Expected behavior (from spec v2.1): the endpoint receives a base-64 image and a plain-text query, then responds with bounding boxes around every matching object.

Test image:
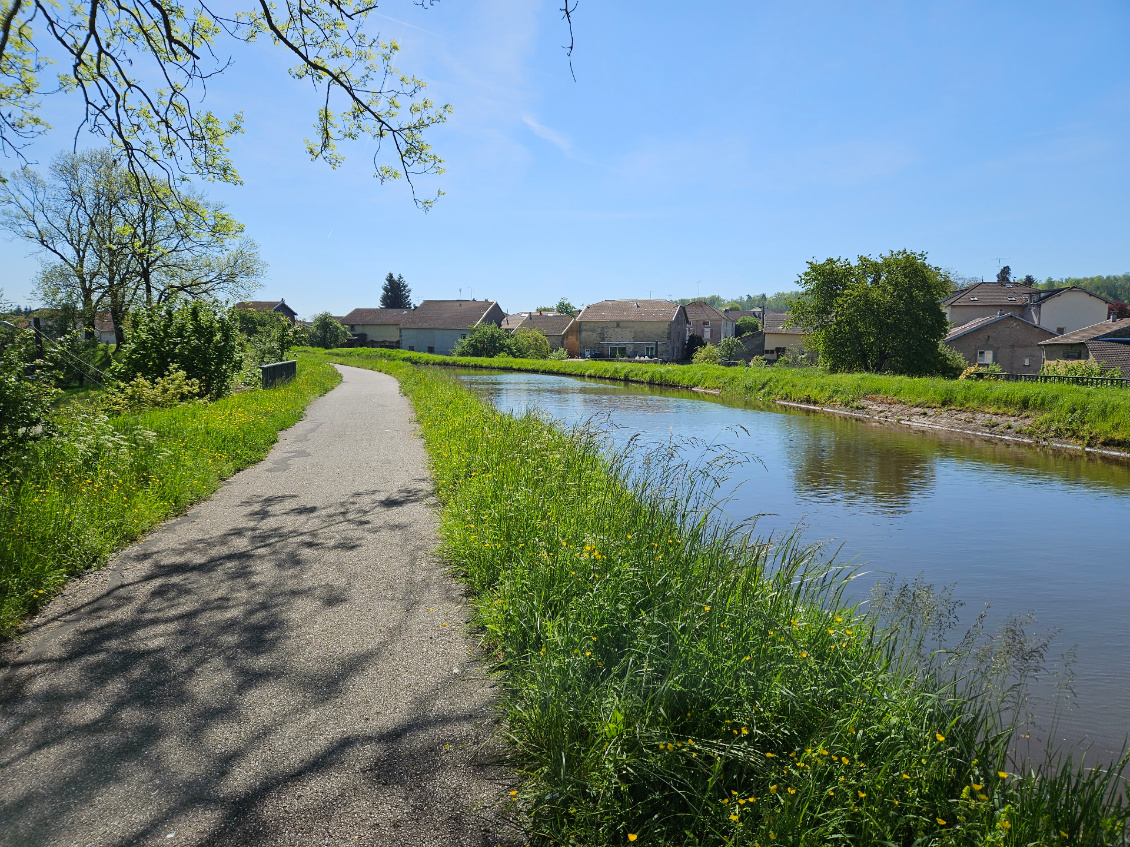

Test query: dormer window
[1007,297,1016,301]
[969,296,978,301]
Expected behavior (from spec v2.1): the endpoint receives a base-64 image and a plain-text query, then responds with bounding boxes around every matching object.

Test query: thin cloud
[523,114,573,155]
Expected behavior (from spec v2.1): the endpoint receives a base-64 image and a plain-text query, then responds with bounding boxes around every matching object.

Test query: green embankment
[320,347,1130,450]
[338,355,1130,846]
[0,353,341,637]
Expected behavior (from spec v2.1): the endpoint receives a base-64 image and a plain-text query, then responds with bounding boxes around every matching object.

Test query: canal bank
[329,355,1130,847]
[315,348,1130,454]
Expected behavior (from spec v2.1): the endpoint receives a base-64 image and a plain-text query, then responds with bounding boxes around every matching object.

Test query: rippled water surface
[460,369,1130,759]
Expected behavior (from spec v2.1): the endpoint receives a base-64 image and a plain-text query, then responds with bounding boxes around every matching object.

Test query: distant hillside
[677,291,802,311]
[1038,273,1130,305]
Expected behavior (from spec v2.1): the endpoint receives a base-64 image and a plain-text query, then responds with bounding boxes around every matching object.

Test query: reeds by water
[363,357,1129,846]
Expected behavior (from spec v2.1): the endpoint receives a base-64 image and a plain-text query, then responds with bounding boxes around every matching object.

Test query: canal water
[460,369,1130,761]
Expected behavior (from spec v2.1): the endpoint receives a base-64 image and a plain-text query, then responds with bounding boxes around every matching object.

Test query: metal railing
[963,371,1129,387]
[260,359,297,389]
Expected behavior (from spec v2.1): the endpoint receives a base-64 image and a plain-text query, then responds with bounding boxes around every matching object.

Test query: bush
[114,300,241,399]
[452,323,514,358]
[99,369,202,415]
[684,333,705,361]
[511,327,551,360]
[735,316,760,336]
[0,326,59,453]
[1040,358,1122,378]
[937,343,971,379]
[691,343,722,365]
[547,348,569,361]
[717,336,745,361]
[307,312,350,349]
[234,308,302,364]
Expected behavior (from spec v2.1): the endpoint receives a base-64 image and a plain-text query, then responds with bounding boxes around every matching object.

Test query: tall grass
[0,354,340,636]
[318,347,1130,450]
[352,357,1129,846]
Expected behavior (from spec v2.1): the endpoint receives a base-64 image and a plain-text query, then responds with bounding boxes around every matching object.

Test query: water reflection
[787,425,936,514]
[460,369,1130,759]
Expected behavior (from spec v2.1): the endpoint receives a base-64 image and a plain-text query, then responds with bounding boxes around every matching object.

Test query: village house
[233,299,298,323]
[724,307,764,325]
[762,310,808,360]
[398,299,506,355]
[340,307,411,347]
[503,311,579,356]
[943,282,1110,335]
[576,299,688,361]
[943,312,1054,374]
[683,301,734,345]
[1038,317,1130,365]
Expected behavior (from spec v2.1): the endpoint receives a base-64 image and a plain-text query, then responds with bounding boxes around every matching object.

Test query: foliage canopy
[380,272,412,309]
[308,312,349,349]
[789,250,953,376]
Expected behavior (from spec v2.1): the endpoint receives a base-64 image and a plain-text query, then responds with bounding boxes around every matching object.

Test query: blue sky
[2,1,1128,318]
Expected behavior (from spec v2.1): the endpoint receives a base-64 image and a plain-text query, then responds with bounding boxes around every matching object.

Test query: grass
[316,347,1130,450]
[0,352,340,638]
[336,355,1129,846]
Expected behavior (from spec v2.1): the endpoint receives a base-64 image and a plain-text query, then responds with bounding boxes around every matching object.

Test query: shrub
[717,336,745,361]
[691,343,722,365]
[114,300,241,399]
[234,308,302,364]
[511,327,551,360]
[0,326,59,453]
[452,323,514,358]
[1040,358,1122,378]
[735,315,760,336]
[937,343,971,379]
[547,348,569,361]
[307,312,350,349]
[99,369,202,415]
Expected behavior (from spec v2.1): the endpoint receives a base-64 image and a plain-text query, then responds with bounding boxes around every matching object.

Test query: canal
[461,369,1130,761]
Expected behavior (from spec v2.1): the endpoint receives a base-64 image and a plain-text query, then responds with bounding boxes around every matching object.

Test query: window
[408,346,415,352]
[703,326,711,339]
[427,346,435,354]
[611,346,628,358]
[1023,357,1031,367]
[1056,327,1066,335]
[644,345,655,358]
[976,350,994,364]
[460,333,467,340]
[969,296,978,301]
[702,320,710,326]
[1064,350,1082,360]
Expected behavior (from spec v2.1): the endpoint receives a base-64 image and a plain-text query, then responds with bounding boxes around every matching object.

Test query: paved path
[0,365,518,847]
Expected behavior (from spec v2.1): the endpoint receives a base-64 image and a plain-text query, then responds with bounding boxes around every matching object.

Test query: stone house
[576,299,688,361]
[943,313,1054,374]
[503,311,579,356]
[1038,317,1130,364]
[340,307,411,347]
[234,299,298,323]
[399,300,505,355]
[943,282,1110,335]
[682,302,734,345]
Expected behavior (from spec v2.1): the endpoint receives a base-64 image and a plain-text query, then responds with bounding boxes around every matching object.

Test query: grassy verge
[318,347,1130,450]
[0,353,341,637]
[336,355,1129,846]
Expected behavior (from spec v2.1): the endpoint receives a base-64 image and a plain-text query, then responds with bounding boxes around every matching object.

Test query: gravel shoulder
[0,364,519,847]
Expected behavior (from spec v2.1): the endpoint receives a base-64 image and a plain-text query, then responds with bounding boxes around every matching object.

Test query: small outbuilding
[340,307,411,347]
[504,311,579,356]
[1039,317,1130,364]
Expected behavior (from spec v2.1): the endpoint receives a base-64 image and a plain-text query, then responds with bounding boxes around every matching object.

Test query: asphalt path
[0,365,519,847]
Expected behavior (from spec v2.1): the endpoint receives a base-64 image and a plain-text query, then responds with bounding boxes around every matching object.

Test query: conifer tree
[380,273,412,309]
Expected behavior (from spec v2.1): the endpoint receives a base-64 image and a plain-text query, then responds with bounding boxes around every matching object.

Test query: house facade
[1039,317,1130,363]
[504,311,579,356]
[576,299,687,361]
[943,283,1110,335]
[340,307,411,347]
[683,302,734,345]
[762,310,808,360]
[943,313,1054,374]
[399,300,505,355]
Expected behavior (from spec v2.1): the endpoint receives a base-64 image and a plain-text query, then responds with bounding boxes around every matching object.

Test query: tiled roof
[234,299,295,314]
[93,312,115,333]
[1038,318,1130,345]
[762,310,806,335]
[944,313,1052,343]
[683,301,726,322]
[341,307,411,325]
[516,312,575,336]
[942,282,1039,308]
[1036,286,1114,306]
[399,300,500,330]
[577,299,682,322]
[1085,340,1130,374]
[501,313,528,330]
[725,308,763,320]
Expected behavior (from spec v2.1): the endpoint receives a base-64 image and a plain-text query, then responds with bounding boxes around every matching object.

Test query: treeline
[1037,273,1130,306]
[677,292,802,310]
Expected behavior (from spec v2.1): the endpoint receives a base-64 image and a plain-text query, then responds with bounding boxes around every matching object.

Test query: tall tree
[789,250,952,376]
[380,272,412,309]
[997,265,1012,283]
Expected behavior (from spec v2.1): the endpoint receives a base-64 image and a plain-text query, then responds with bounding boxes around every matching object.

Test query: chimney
[997,309,1005,316]
[635,300,639,307]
